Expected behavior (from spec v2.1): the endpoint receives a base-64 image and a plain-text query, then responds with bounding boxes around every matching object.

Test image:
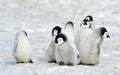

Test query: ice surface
[0,0,120,75]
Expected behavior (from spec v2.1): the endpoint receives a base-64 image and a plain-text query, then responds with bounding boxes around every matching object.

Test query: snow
[0,0,120,75]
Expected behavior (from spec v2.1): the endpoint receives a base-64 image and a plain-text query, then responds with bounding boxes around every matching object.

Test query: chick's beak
[106,35,110,38]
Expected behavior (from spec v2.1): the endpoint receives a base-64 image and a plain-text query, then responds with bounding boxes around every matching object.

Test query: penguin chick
[79,27,110,65]
[64,21,80,64]
[75,15,94,50]
[13,31,33,63]
[46,26,61,63]
[55,33,78,66]
[63,21,74,44]
[75,19,93,50]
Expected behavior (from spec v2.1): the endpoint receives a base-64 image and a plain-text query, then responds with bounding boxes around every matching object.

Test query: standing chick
[75,19,93,50]
[46,26,61,63]
[13,31,33,63]
[79,27,110,65]
[55,33,78,66]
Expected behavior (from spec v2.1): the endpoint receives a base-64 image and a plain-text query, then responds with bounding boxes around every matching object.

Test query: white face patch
[80,21,91,28]
[103,32,110,38]
[54,30,58,36]
[86,17,90,21]
[57,38,64,45]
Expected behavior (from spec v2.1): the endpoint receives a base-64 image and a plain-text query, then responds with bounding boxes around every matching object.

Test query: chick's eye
[54,30,57,33]
[59,39,61,41]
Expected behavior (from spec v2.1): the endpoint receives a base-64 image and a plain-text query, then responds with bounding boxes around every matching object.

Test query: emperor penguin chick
[55,33,78,66]
[75,19,93,50]
[63,21,74,44]
[64,21,80,64]
[46,26,61,63]
[79,27,110,65]
[13,31,33,63]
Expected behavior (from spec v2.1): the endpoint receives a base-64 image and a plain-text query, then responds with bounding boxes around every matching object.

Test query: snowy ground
[0,0,120,75]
